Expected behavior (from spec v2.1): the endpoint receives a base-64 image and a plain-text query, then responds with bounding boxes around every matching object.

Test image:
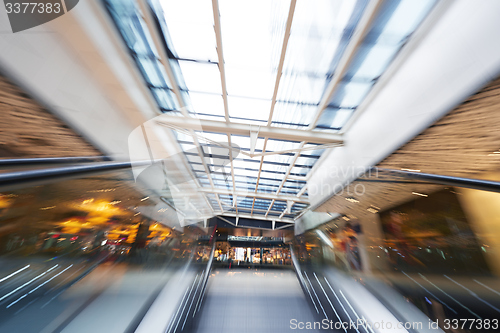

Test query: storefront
[213,237,291,266]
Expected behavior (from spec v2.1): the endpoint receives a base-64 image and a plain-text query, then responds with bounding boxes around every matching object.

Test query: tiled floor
[192,268,323,333]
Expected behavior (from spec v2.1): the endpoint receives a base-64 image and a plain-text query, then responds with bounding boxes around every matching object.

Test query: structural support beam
[138,0,224,214]
[249,127,259,155]
[217,215,236,226]
[211,0,239,215]
[297,185,307,198]
[265,199,275,218]
[137,0,188,117]
[155,115,343,145]
[219,212,294,224]
[267,0,297,124]
[308,0,384,129]
[212,0,229,123]
[197,188,310,203]
[275,147,303,195]
[272,0,383,218]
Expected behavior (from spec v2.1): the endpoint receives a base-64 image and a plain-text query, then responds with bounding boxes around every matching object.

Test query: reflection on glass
[297,185,500,332]
[0,170,212,332]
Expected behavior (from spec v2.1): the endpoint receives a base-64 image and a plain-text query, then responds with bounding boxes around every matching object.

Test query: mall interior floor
[190,268,326,333]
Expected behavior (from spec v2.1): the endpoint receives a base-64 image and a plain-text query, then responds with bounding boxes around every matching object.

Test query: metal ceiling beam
[250,197,256,216]
[138,0,224,214]
[137,0,188,117]
[265,199,275,218]
[197,188,310,203]
[274,147,303,217]
[219,212,294,224]
[227,134,238,214]
[211,0,229,123]
[250,0,296,216]
[217,215,237,226]
[156,115,343,144]
[212,0,240,214]
[106,1,218,217]
[267,0,297,124]
[272,0,383,219]
[252,138,268,215]
[192,138,226,212]
[308,0,384,129]
[275,146,303,195]
[297,184,307,198]
[217,202,287,216]
[241,206,288,215]
[293,208,308,222]
[339,0,454,135]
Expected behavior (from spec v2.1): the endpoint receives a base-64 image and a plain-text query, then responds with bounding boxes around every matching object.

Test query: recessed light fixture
[412,192,428,197]
[401,168,421,172]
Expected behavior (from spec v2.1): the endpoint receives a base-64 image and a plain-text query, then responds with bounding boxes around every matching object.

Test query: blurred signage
[227,236,263,242]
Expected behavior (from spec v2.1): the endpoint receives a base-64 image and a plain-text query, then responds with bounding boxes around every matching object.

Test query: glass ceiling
[104,0,437,222]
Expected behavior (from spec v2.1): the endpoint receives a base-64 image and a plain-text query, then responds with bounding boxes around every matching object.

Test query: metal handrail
[372,167,500,193]
[1,158,500,194]
[0,156,111,167]
[0,160,153,190]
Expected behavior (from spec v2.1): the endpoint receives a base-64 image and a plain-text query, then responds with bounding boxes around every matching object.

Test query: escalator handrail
[0,156,111,167]
[372,167,500,193]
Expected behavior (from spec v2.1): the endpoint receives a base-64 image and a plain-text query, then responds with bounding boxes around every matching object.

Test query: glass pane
[178,61,222,94]
[368,0,437,43]
[151,88,178,110]
[187,92,225,116]
[316,107,353,129]
[272,102,316,128]
[345,43,400,81]
[225,66,275,100]
[160,0,217,62]
[283,0,361,75]
[328,81,372,109]
[219,0,289,69]
[277,74,326,104]
[136,56,169,88]
[227,96,271,121]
